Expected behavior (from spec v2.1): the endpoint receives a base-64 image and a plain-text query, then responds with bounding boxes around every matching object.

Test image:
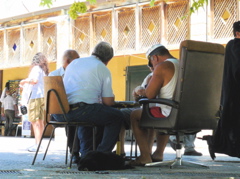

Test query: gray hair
[92,42,114,63]
[31,52,49,75]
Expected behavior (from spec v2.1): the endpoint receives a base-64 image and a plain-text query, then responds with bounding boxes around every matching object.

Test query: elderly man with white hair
[53,42,124,156]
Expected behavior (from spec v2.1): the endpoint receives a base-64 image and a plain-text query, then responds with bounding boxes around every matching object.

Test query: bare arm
[102,97,115,106]
[20,79,38,86]
[145,65,164,99]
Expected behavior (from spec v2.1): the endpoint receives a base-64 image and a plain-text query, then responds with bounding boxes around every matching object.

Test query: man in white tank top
[131,44,179,166]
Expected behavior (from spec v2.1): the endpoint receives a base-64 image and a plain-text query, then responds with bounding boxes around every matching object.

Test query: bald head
[63,50,80,69]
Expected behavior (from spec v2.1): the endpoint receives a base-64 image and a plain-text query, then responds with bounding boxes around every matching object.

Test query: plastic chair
[15,122,22,137]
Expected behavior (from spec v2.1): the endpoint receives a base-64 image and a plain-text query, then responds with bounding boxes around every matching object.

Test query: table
[113,101,140,109]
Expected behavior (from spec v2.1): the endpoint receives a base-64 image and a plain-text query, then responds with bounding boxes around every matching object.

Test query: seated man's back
[53,42,124,156]
[64,56,113,105]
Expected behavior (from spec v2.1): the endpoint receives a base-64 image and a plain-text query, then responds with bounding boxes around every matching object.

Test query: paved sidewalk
[0,131,240,179]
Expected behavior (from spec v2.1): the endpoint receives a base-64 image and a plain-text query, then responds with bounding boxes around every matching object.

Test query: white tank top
[157,58,179,117]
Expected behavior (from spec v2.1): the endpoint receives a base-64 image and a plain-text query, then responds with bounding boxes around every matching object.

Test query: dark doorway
[126,65,150,101]
[0,70,2,97]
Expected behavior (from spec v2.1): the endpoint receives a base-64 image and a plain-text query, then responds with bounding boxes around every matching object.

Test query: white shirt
[141,72,155,108]
[63,56,114,104]
[21,83,33,105]
[0,87,7,103]
[49,66,65,77]
[141,72,153,88]
[28,66,46,99]
[2,95,16,110]
[158,58,179,116]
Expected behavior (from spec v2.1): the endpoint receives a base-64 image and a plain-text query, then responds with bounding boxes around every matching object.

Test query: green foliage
[190,0,208,15]
[40,0,240,20]
[68,2,88,20]
[87,0,97,5]
[150,0,155,7]
[39,0,54,8]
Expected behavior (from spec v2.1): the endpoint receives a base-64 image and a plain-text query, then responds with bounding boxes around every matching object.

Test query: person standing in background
[1,90,18,136]
[169,135,202,156]
[0,82,10,103]
[203,21,240,159]
[20,52,49,152]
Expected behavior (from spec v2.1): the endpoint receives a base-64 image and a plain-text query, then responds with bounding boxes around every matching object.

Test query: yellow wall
[108,49,180,101]
[2,62,56,90]
[2,49,179,101]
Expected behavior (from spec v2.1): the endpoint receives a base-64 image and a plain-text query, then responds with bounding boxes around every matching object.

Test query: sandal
[129,160,146,166]
[151,155,163,162]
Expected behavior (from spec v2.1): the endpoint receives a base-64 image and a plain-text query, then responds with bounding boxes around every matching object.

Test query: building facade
[0,0,239,100]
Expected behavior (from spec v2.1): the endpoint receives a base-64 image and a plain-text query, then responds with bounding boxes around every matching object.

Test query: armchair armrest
[139,98,179,108]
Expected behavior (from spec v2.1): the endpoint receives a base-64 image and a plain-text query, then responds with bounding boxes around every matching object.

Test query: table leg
[116,137,121,155]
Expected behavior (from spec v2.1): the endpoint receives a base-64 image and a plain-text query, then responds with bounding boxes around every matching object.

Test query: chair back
[140,40,225,132]
[173,40,225,130]
[44,76,70,115]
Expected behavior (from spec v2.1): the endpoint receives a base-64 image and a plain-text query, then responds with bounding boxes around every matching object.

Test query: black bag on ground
[78,151,132,171]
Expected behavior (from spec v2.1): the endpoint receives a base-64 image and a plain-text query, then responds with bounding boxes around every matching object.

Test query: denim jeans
[78,126,104,156]
[53,103,123,156]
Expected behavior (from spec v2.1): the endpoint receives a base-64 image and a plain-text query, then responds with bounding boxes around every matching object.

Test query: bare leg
[32,119,44,144]
[147,129,155,150]
[131,109,152,164]
[152,132,169,161]
[119,125,126,154]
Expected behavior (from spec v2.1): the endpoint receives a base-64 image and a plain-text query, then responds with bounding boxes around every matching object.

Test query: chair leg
[93,126,96,150]
[43,126,56,160]
[130,132,134,159]
[135,140,138,159]
[145,160,175,167]
[32,124,49,165]
[65,125,69,165]
[15,126,19,137]
[180,160,209,169]
[145,135,209,169]
[145,157,208,169]
[69,125,79,168]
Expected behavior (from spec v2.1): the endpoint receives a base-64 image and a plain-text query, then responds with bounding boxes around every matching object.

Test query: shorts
[120,107,165,130]
[150,107,166,118]
[28,98,44,122]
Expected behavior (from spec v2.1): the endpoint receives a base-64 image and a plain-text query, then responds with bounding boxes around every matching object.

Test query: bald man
[49,49,80,163]
[49,49,80,77]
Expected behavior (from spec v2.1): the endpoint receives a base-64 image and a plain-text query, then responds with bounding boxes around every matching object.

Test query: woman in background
[20,52,49,152]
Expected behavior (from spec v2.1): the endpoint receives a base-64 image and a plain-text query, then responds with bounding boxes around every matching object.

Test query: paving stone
[0,132,240,179]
